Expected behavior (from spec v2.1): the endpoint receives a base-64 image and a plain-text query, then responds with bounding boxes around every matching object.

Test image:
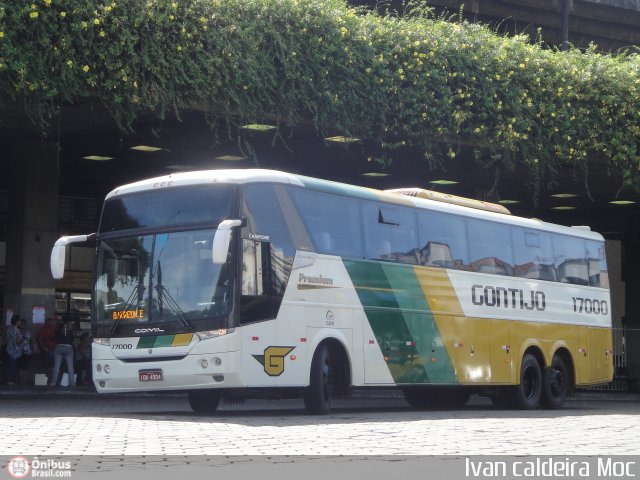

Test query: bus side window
[287,187,364,258]
[467,219,514,276]
[240,239,292,324]
[512,229,556,281]
[363,203,418,264]
[417,210,469,269]
[553,234,589,286]
[240,185,295,324]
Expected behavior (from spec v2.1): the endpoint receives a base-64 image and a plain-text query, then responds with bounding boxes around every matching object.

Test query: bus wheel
[188,390,221,414]
[509,353,542,409]
[304,344,333,415]
[541,355,570,409]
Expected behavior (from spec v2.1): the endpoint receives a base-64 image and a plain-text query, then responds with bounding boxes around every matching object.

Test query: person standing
[5,315,22,385]
[48,319,75,387]
[75,333,92,386]
[38,317,58,382]
[17,318,36,385]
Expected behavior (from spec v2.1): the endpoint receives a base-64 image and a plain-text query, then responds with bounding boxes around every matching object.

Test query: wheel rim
[523,365,540,400]
[322,358,333,403]
[549,366,565,398]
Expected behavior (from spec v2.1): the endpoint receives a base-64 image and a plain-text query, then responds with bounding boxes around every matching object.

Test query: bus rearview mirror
[50,234,96,279]
[212,219,242,264]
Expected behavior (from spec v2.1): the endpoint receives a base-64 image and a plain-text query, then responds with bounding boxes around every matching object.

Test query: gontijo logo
[252,346,295,376]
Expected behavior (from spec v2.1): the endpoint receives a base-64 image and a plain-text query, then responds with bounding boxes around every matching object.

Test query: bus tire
[540,354,570,409]
[403,387,470,409]
[509,353,542,409]
[188,389,221,414]
[304,344,333,415]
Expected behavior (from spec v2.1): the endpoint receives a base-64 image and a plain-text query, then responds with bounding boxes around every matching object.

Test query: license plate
[139,369,163,382]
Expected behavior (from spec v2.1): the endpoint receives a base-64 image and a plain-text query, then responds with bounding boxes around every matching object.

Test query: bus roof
[105,168,604,242]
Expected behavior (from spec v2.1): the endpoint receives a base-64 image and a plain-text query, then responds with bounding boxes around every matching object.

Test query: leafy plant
[0,0,638,194]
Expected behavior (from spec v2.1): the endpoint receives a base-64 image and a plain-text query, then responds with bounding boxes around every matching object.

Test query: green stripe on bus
[344,260,457,384]
[137,335,175,348]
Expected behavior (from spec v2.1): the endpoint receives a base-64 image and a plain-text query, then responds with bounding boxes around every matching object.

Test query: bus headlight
[94,338,110,346]
[196,328,234,340]
[103,364,111,374]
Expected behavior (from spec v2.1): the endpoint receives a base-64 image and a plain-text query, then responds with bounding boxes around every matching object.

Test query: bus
[50,169,613,414]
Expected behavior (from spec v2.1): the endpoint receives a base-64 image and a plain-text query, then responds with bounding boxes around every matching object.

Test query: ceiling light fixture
[551,206,577,210]
[130,145,164,152]
[609,200,636,205]
[240,124,277,132]
[361,172,390,177]
[82,155,114,161]
[325,136,361,144]
[214,155,247,161]
[429,179,458,185]
[498,199,520,204]
[550,193,578,199]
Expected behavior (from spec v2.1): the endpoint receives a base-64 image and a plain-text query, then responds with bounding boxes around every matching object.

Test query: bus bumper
[92,349,244,393]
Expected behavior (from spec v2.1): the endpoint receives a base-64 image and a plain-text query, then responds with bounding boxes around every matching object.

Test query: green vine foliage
[0,0,639,194]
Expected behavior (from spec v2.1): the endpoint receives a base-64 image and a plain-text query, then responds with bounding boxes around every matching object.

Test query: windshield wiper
[154,261,195,332]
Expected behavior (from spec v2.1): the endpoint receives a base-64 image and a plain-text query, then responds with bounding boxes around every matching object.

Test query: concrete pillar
[3,139,59,329]
[624,212,640,387]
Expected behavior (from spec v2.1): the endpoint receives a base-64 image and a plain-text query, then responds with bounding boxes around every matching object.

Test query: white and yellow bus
[50,169,612,413]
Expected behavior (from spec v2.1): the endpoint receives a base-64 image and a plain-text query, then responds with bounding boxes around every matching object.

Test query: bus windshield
[94,229,233,337]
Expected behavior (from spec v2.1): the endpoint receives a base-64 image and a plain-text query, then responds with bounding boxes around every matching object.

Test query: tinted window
[100,185,234,232]
[467,219,514,276]
[288,188,363,258]
[363,203,418,264]
[512,229,556,281]
[553,234,589,285]
[586,240,607,287]
[417,210,469,268]
[242,184,293,246]
[240,185,295,324]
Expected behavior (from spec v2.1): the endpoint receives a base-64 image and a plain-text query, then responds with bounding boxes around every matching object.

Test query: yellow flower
[66,60,73,67]
[0,32,4,38]
[99,30,106,37]
[30,11,39,18]
[43,0,51,5]
[60,11,66,17]
[82,65,89,72]
[94,18,100,25]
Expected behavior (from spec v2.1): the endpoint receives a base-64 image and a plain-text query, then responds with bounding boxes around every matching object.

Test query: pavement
[0,383,638,402]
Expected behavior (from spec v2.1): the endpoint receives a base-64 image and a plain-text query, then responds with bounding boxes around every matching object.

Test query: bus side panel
[240,320,277,388]
[273,305,308,387]
[587,326,614,384]
[279,253,368,386]
[344,260,458,385]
